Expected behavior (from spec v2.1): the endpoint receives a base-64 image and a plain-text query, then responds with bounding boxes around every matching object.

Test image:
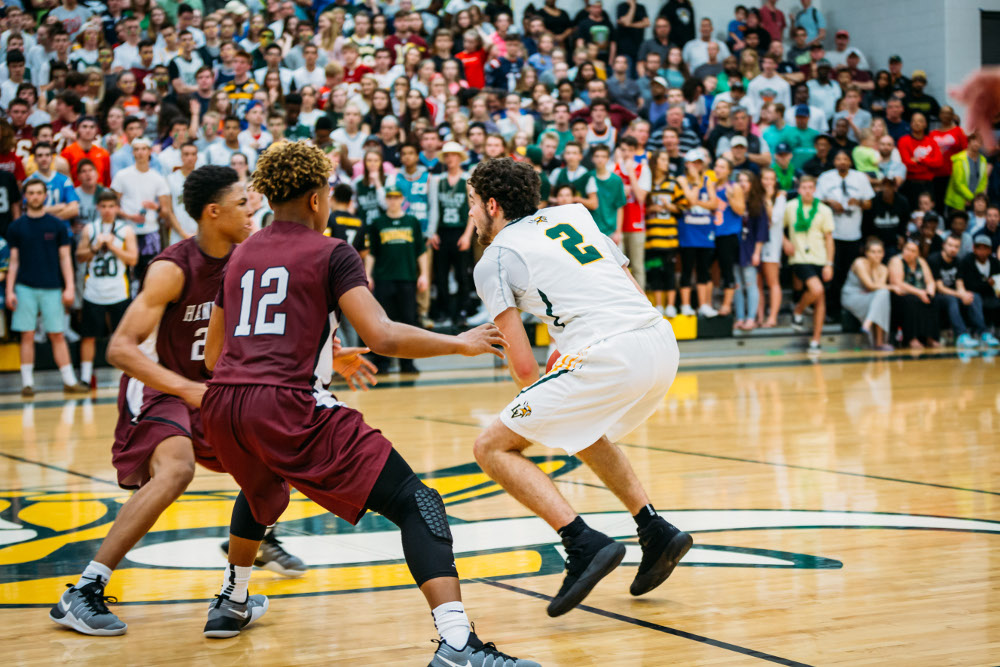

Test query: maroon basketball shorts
[112,374,225,489]
[201,384,392,527]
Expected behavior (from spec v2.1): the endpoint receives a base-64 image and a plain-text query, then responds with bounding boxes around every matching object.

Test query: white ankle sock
[220,564,252,603]
[80,361,93,384]
[20,364,34,388]
[78,560,113,588]
[59,364,78,386]
[432,601,470,650]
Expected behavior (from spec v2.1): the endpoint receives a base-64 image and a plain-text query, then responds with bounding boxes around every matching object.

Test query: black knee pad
[378,476,457,586]
[230,491,268,541]
[413,485,453,542]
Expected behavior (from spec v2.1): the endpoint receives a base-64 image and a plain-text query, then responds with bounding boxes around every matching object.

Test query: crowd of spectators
[2,0,1000,392]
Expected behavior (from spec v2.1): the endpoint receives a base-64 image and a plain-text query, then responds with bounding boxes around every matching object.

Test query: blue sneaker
[982,332,1000,347]
[957,333,978,348]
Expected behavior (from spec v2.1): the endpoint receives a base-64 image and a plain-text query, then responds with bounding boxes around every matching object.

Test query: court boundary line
[0,451,121,487]
[412,416,1000,497]
[474,578,815,667]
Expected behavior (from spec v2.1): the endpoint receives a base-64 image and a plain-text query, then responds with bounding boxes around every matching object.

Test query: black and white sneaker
[630,517,693,596]
[546,531,625,617]
[429,632,541,667]
[220,530,307,578]
[791,313,806,332]
[203,593,269,638]
[49,580,127,636]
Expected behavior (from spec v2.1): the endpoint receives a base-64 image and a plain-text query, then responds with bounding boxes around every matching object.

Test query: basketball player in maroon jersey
[49,166,311,637]
[198,142,538,666]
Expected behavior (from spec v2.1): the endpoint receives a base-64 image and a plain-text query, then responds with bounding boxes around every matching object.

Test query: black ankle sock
[557,516,588,540]
[633,504,658,530]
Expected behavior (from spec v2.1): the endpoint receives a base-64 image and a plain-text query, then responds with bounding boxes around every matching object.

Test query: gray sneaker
[203,593,269,638]
[49,580,127,636]
[428,632,540,667]
[219,531,307,578]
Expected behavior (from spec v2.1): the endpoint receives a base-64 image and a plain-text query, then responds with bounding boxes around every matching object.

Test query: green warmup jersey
[645,177,688,250]
[437,175,469,229]
[356,180,384,226]
[551,166,595,198]
[592,171,627,236]
[368,213,424,282]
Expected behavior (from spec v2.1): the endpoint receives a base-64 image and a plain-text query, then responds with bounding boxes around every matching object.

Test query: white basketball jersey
[83,220,130,305]
[475,203,664,354]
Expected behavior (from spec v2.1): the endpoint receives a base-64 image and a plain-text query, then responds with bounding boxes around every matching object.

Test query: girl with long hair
[102,106,128,153]
[757,168,786,327]
[733,170,770,330]
[71,23,105,70]
[663,46,689,89]
[82,67,105,116]
[869,70,894,117]
[442,59,468,96]
[713,157,745,317]
[354,149,388,225]
[645,150,687,317]
[400,88,432,135]
[363,88,393,135]
[298,86,324,130]
[391,76,410,116]
[263,70,286,108]
[739,48,760,81]
[276,15,300,54]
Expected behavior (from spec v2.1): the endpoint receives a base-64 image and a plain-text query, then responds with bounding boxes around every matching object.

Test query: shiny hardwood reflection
[1,352,998,666]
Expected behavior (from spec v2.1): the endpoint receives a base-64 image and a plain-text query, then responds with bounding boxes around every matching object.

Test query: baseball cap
[651,76,668,88]
[684,148,705,163]
[911,70,927,81]
[973,234,993,247]
[923,212,939,225]
[385,186,404,197]
[817,58,832,68]
[795,104,810,117]
[364,134,381,144]
[729,79,745,90]
[889,54,902,64]
[224,0,249,16]
[131,137,152,149]
[731,135,748,148]
[836,29,849,38]
[775,141,792,154]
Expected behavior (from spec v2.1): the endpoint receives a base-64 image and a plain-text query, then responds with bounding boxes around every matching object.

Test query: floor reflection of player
[49,166,306,637]
[199,141,539,667]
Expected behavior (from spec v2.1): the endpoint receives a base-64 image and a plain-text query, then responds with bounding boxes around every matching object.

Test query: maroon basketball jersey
[210,220,368,389]
[149,237,230,381]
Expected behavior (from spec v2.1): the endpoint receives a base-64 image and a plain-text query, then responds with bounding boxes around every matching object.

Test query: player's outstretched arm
[494,307,539,390]
[107,260,206,408]
[339,285,508,359]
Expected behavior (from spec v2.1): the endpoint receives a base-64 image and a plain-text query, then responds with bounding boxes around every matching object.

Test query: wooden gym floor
[0,350,998,666]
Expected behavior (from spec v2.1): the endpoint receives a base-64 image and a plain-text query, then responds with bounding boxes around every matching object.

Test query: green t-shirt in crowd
[436,174,469,229]
[780,125,820,169]
[592,170,627,235]
[368,213,425,282]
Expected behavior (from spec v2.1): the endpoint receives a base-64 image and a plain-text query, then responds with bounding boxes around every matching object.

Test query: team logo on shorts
[1,456,998,606]
[509,402,532,419]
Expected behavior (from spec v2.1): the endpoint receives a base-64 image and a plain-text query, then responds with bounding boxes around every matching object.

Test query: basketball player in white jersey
[75,190,138,388]
[468,158,693,617]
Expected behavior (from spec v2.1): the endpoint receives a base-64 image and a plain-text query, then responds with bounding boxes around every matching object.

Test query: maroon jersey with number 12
[202,219,391,526]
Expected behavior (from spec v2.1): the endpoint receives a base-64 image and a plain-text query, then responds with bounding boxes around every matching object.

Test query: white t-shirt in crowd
[166,170,199,246]
[292,66,326,90]
[111,166,171,236]
[746,74,792,121]
[816,168,876,241]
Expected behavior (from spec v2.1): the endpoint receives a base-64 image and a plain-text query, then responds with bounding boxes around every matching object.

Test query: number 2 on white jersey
[233,267,289,336]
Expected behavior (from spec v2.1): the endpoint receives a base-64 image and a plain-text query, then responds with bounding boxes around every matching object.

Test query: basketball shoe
[219,529,307,577]
[203,593,269,638]
[428,631,541,667]
[546,530,626,617]
[630,517,693,596]
[49,579,127,636]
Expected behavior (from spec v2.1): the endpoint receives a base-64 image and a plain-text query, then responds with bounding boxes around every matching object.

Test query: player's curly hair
[251,140,331,204]
[467,157,540,222]
[183,165,240,221]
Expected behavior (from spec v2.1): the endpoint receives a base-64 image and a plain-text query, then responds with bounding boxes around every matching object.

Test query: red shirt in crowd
[62,142,112,186]
[929,126,968,178]
[614,159,650,233]
[343,64,374,85]
[0,151,26,182]
[759,5,787,42]
[455,49,487,90]
[897,133,944,182]
[384,35,426,65]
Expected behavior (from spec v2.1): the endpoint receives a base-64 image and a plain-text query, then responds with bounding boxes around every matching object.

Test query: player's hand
[333,345,378,391]
[428,234,441,250]
[417,274,429,292]
[61,287,74,307]
[821,265,833,282]
[456,323,507,359]
[457,234,471,251]
[180,381,207,408]
[951,67,1000,150]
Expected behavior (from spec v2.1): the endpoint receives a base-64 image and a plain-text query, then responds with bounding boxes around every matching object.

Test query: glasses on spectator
[141,100,157,107]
